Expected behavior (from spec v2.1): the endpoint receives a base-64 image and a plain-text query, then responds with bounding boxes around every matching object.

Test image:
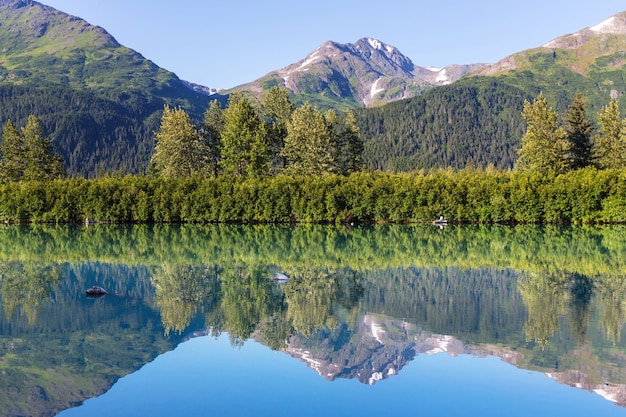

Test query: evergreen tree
[262,86,295,168]
[335,110,364,175]
[0,120,25,182]
[200,100,224,178]
[281,103,335,176]
[517,93,570,175]
[0,116,65,183]
[150,106,208,178]
[594,99,626,170]
[563,94,594,170]
[220,93,270,178]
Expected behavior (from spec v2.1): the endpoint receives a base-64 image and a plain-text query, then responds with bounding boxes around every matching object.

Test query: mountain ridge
[475,11,626,79]
[230,37,485,108]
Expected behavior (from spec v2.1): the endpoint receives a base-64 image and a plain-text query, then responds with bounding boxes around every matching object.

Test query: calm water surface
[0,224,625,416]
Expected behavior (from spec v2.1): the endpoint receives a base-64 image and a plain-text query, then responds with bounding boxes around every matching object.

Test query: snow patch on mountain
[370,77,385,99]
[435,69,450,84]
[425,335,455,355]
[367,37,383,50]
[297,49,321,71]
[590,16,626,34]
[367,37,395,54]
[369,317,386,344]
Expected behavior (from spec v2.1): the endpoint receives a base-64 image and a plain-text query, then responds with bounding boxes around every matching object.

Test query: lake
[1,224,626,416]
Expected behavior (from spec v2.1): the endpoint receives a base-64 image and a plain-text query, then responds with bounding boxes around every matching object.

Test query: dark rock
[85,286,107,296]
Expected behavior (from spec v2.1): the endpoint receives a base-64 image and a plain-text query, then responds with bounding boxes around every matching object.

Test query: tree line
[0,88,625,225]
[517,92,626,174]
[148,87,364,178]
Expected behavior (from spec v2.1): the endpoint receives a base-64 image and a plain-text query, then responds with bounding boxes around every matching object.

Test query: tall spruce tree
[219,93,270,178]
[517,93,570,175]
[0,116,65,183]
[262,86,295,169]
[335,110,363,175]
[0,120,24,182]
[563,94,594,170]
[594,99,626,170]
[200,100,224,178]
[150,106,209,178]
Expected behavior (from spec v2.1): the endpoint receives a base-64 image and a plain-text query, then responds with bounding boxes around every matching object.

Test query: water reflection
[0,224,625,415]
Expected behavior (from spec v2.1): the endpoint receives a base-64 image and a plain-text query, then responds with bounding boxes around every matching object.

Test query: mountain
[356,11,626,171]
[471,11,626,108]
[477,12,626,80]
[0,0,213,176]
[230,37,484,108]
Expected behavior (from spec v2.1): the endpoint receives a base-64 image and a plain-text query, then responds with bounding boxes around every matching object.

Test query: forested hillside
[2,1,626,176]
[0,84,160,174]
[356,79,532,171]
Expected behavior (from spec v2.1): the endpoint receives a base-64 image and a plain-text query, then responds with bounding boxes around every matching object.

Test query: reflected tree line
[2,257,625,353]
[1,224,626,277]
[0,260,64,325]
[520,270,626,347]
[150,263,364,347]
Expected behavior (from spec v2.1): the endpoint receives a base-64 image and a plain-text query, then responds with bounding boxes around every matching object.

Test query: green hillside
[0,0,213,176]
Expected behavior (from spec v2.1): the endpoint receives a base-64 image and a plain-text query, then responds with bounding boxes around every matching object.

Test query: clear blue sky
[40,1,626,89]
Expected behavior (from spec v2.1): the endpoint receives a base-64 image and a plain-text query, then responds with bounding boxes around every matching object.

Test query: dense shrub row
[0,167,624,224]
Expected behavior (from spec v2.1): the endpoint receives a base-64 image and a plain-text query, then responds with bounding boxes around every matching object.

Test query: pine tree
[200,100,224,178]
[219,93,270,178]
[336,110,363,174]
[517,93,570,175]
[594,99,626,170]
[563,94,594,170]
[150,106,208,178]
[0,120,25,182]
[0,116,65,183]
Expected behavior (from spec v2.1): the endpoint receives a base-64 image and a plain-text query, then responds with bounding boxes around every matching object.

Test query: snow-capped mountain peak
[233,37,485,107]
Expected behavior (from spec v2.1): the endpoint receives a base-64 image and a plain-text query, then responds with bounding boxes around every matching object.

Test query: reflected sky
[58,334,626,417]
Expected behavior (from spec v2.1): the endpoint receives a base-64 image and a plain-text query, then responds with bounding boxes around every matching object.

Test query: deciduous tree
[281,103,335,176]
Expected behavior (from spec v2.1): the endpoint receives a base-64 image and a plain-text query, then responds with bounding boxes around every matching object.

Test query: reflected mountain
[1,224,626,415]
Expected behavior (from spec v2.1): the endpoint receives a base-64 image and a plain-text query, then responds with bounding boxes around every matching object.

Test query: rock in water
[85,286,107,296]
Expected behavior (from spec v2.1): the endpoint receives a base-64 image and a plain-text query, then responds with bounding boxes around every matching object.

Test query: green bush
[0,168,624,224]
